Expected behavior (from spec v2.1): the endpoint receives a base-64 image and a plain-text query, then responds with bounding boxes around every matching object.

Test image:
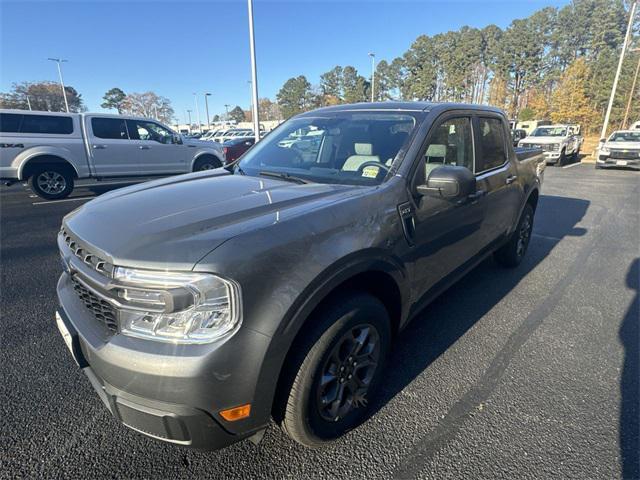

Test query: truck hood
[63,171,363,270]
[520,137,564,145]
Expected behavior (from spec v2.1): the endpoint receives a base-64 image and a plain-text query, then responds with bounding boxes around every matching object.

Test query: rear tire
[494,203,534,268]
[28,166,74,200]
[193,155,222,172]
[276,292,391,447]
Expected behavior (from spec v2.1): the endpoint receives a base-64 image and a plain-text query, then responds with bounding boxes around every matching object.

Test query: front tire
[193,155,222,172]
[28,166,74,200]
[556,149,566,167]
[494,203,534,268]
[276,293,391,447]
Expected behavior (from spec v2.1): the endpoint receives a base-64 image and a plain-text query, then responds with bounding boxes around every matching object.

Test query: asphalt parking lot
[1,164,638,479]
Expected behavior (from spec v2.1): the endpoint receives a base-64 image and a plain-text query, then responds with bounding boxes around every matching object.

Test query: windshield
[238,111,420,186]
[531,127,567,137]
[608,131,640,142]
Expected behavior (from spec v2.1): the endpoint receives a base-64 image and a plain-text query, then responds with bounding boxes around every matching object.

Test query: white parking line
[563,162,583,169]
[32,196,94,206]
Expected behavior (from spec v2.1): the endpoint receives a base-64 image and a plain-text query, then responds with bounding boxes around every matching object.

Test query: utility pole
[187,109,193,134]
[204,93,212,130]
[224,104,230,121]
[193,93,201,133]
[247,0,260,140]
[623,49,640,129]
[601,0,637,139]
[368,52,376,102]
[47,58,69,112]
[26,95,32,111]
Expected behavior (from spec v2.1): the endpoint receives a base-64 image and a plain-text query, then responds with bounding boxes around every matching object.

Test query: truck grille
[609,150,639,160]
[71,276,118,332]
[61,228,114,277]
[527,143,555,152]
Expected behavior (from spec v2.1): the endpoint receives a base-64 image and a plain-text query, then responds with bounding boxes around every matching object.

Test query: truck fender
[14,146,80,180]
[191,148,224,170]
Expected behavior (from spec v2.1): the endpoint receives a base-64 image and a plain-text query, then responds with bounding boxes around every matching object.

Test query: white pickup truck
[0,110,225,199]
[518,124,583,166]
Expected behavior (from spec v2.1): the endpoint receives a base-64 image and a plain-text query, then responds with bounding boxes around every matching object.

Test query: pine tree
[550,58,598,130]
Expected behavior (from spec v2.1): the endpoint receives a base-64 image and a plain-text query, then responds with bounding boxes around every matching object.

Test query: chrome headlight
[552,143,561,151]
[113,267,241,344]
[599,146,610,155]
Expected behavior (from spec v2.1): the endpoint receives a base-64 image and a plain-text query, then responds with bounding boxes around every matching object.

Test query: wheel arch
[19,154,79,180]
[191,151,223,171]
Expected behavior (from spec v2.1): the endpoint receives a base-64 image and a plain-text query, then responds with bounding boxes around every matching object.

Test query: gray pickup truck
[55,102,544,450]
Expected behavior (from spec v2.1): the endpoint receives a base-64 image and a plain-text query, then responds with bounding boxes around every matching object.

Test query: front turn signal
[220,403,251,421]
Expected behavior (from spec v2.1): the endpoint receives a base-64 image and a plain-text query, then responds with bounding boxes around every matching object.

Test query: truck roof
[297,101,505,116]
[0,108,167,123]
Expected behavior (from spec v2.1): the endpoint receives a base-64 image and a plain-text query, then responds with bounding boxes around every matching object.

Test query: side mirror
[416,165,476,199]
[173,134,183,145]
[599,138,606,143]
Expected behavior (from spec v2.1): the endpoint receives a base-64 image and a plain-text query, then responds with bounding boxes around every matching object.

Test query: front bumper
[597,155,640,169]
[56,272,272,449]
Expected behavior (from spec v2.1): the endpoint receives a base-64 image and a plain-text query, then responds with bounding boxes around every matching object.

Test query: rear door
[86,116,138,176]
[125,119,189,174]
[473,115,521,246]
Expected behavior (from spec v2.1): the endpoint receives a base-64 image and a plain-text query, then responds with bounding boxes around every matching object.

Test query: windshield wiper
[258,171,312,184]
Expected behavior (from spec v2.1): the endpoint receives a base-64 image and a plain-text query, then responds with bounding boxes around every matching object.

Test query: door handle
[92,144,106,149]
[139,146,150,150]
[506,175,518,184]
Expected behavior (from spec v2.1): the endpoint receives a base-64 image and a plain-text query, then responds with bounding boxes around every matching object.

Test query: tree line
[276,0,638,134]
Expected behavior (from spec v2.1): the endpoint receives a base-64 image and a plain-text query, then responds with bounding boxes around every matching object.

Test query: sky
[1,0,571,123]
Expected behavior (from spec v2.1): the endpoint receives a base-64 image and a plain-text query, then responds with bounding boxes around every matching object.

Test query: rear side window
[424,117,474,172]
[0,113,22,132]
[91,118,128,139]
[476,117,507,172]
[1,113,73,134]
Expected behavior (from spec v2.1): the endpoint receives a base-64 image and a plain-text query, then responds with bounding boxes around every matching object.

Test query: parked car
[515,119,551,135]
[631,121,640,130]
[518,124,582,166]
[512,128,527,146]
[215,129,254,143]
[222,137,255,163]
[55,102,544,451]
[596,130,640,170]
[0,110,225,199]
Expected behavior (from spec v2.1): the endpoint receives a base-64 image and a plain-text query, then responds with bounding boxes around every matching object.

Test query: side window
[476,117,507,172]
[424,117,473,174]
[127,120,173,144]
[0,113,23,133]
[20,115,73,134]
[92,118,128,140]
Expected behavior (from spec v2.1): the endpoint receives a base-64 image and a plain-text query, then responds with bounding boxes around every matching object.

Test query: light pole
[187,109,193,134]
[368,52,376,102]
[247,0,260,140]
[193,93,202,133]
[622,48,640,129]
[224,104,230,121]
[601,0,637,139]
[47,58,69,112]
[204,93,212,130]
[26,95,32,111]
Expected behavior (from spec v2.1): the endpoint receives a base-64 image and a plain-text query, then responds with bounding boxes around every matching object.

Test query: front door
[408,115,487,301]
[125,119,190,174]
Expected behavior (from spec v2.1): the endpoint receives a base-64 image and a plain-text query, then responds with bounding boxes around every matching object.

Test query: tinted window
[92,118,128,139]
[424,117,474,172]
[19,114,73,134]
[0,113,22,133]
[477,117,507,172]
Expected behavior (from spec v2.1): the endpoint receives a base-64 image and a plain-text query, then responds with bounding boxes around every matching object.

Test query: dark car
[55,102,545,451]
[512,128,527,146]
[223,136,255,163]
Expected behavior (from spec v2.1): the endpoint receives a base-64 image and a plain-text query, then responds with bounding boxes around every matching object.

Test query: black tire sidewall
[193,155,222,172]
[282,293,391,446]
[29,167,74,200]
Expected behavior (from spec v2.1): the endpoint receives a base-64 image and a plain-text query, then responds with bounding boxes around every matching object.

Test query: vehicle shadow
[367,194,590,420]
[619,258,639,479]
